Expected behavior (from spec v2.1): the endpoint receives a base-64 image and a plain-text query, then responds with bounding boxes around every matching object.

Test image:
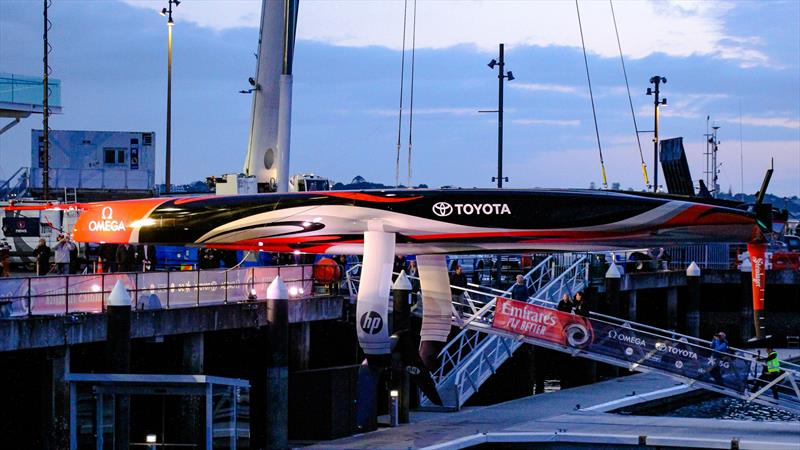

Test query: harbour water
[616,393,800,422]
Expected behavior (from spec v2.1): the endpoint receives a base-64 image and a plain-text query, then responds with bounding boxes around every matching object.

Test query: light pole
[646,75,666,193]
[485,43,514,188]
[161,0,179,194]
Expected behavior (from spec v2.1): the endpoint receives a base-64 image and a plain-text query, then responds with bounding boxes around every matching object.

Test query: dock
[306,369,800,450]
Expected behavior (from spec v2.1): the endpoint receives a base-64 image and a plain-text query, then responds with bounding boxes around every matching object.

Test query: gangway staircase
[346,257,800,414]
[441,286,800,414]
[421,254,588,408]
[347,254,590,409]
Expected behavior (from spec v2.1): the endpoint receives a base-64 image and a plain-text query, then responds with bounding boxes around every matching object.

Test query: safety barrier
[0,265,315,317]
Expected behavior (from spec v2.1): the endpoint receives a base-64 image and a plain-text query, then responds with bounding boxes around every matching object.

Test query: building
[29,129,156,200]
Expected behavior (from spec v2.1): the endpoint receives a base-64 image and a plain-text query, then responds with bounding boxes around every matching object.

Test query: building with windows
[29,129,156,200]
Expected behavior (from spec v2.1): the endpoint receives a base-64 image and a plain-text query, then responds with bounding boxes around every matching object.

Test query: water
[616,394,800,422]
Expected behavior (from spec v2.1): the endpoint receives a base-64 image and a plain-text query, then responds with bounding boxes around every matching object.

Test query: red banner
[492,298,594,348]
[747,242,766,312]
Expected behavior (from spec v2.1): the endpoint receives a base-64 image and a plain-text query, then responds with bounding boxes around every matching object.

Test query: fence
[0,265,315,318]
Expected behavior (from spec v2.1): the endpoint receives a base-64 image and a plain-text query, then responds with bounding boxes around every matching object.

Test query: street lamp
[483,43,514,188]
[646,75,666,193]
[162,0,180,194]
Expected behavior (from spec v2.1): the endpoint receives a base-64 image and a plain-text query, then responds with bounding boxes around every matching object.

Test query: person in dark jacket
[572,291,590,316]
[449,265,468,295]
[33,238,52,275]
[115,244,134,272]
[556,293,574,313]
[510,275,528,301]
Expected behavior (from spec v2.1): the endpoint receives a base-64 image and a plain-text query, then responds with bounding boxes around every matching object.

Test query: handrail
[0,265,319,318]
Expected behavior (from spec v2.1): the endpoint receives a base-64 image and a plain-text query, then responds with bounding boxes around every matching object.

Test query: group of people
[555,291,590,316]
[33,235,77,275]
[31,237,156,276]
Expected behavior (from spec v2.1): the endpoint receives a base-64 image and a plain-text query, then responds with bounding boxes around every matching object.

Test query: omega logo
[89,207,126,232]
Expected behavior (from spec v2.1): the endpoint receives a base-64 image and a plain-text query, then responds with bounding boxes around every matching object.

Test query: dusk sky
[1,0,798,196]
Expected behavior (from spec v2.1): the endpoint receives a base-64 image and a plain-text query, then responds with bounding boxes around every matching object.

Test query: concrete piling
[266,276,289,450]
[107,280,132,450]
[685,262,701,337]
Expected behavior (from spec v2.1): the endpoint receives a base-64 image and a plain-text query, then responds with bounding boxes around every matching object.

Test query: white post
[275,74,292,193]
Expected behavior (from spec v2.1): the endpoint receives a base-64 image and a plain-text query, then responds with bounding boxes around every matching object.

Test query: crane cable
[394,0,409,187]
[575,0,608,189]
[406,0,418,187]
[609,0,649,189]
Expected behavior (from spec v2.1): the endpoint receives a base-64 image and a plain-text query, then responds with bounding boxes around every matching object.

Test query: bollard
[265,276,289,450]
[604,262,621,317]
[391,271,412,423]
[389,390,399,427]
[107,280,131,450]
[604,263,622,378]
[685,262,701,337]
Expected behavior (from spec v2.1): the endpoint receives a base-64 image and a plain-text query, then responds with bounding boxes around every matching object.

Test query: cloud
[512,119,581,127]
[638,93,731,120]
[338,107,497,117]
[511,83,580,95]
[120,0,771,68]
[508,139,799,196]
[717,115,800,129]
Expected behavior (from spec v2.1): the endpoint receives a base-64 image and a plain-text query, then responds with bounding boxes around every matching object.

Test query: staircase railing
[423,255,588,407]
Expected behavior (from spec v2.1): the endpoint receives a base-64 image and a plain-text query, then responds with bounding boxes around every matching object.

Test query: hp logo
[360,311,384,335]
[432,202,453,217]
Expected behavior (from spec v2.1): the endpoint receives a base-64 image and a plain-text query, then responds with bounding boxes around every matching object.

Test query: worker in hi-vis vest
[759,347,782,400]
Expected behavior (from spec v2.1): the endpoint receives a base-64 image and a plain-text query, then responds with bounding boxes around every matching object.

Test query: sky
[1,0,798,196]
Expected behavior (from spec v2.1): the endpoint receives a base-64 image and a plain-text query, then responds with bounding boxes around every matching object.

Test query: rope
[610,0,648,189]
[575,0,608,189]
[395,0,409,188]
[406,0,418,187]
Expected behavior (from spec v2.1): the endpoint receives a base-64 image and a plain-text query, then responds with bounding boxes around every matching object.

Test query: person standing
[709,331,729,385]
[0,240,10,277]
[556,293,574,313]
[573,291,590,316]
[33,238,52,275]
[510,274,528,301]
[759,347,782,400]
[449,265,468,294]
[53,234,75,275]
[116,244,133,272]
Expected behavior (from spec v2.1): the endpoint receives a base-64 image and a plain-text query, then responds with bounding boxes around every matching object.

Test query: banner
[747,242,766,312]
[492,298,751,393]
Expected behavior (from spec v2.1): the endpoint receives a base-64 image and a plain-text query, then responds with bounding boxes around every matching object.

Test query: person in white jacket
[53,234,76,275]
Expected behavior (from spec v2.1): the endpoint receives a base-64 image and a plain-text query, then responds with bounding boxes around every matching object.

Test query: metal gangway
[348,257,800,414]
[347,254,589,408]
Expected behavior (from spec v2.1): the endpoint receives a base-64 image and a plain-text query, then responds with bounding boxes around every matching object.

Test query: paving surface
[301,370,800,450]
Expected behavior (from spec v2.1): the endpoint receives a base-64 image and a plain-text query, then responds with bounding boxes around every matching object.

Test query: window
[103,147,126,165]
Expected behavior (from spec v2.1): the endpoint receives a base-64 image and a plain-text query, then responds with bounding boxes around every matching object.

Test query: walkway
[304,371,800,450]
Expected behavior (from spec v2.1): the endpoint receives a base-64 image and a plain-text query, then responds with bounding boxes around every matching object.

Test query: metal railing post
[27,277,32,317]
[166,270,171,309]
[64,275,69,314]
[224,270,229,305]
[197,269,201,307]
[101,273,105,311]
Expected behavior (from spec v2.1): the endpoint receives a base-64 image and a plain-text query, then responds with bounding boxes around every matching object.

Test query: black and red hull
[70,189,756,254]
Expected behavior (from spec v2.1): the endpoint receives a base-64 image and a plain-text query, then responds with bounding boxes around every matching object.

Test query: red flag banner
[747,242,766,312]
[492,297,594,348]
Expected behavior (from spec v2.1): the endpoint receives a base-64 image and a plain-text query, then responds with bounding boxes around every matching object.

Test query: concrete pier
[305,371,800,449]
